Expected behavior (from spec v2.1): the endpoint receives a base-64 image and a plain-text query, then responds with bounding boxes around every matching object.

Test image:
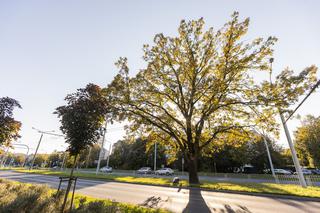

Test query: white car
[294,169,312,175]
[100,166,112,173]
[274,169,292,175]
[155,168,174,176]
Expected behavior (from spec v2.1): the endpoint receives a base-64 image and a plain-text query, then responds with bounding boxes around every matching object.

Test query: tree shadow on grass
[140,196,170,209]
[182,188,211,213]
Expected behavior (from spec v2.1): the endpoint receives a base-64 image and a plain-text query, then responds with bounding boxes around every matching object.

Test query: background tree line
[2,113,319,174]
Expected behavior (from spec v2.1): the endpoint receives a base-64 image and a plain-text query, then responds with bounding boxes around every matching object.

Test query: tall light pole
[106,142,112,168]
[269,58,307,187]
[280,112,307,187]
[96,121,107,174]
[30,132,43,169]
[154,142,157,171]
[61,151,67,171]
[252,129,277,180]
[30,127,63,170]
[0,147,9,167]
[11,143,30,167]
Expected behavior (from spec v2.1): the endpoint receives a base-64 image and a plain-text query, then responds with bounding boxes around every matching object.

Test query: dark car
[311,169,320,175]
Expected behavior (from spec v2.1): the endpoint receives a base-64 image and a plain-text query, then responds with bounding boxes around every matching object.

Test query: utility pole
[11,143,30,167]
[96,121,107,174]
[261,134,278,183]
[182,155,184,174]
[154,142,157,171]
[61,151,67,171]
[0,147,9,167]
[106,142,112,168]
[268,58,306,187]
[280,112,307,187]
[30,127,64,170]
[30,133,43,169]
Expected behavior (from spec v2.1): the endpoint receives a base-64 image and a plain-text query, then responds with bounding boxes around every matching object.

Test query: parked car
[100,166,112,173]
[311,169,320,175]
[294,169,312,175]
[137,167,153,174]
[155,168,174,176]
[274,169,292,175]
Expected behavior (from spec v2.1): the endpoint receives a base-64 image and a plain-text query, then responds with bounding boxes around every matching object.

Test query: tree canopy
[106,12,318,183]
[55,84,108,157]
[294,115,320,168]
[0,97,22,147]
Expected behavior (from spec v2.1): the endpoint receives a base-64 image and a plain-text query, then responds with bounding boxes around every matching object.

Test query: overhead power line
[285,79,320,123]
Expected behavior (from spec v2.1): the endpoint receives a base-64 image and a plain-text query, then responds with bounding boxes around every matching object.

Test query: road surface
[0,170,319,213]
[78,169,320,186]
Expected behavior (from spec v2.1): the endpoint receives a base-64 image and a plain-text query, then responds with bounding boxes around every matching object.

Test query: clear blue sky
[0,0,319,154]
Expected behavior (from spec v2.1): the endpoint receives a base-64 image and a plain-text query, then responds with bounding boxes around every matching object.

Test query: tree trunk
[187,154,200,185]
[61,154,78,212]
[69,154,78,177]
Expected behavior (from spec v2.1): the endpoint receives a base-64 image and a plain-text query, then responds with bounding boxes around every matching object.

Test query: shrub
[0,179,169,213]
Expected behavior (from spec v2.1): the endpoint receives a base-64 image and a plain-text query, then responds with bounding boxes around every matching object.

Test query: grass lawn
[4,168,320,199]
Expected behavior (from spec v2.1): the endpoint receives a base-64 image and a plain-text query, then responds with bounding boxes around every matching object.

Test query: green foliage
[294,115,320,167]
[33,154,49,167]
[246,136,286,172]
[0,97,21,147]
[48,151,64,167]
[110,138,167,170]
[106,12,318,183]
[200,131,287,173]
[55,84,109,156]
[78,144,100,168]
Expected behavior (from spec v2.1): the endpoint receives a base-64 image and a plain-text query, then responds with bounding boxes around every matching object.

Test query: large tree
[0,97,21,147]
[294,115,320,168]
[107,13,318,184]
[55,83,108,210]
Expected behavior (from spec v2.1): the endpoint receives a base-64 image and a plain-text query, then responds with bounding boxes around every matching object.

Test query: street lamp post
[96,121,107,174]
[280,112,307,187]
[269,58,307,187]
[261,134,278,183]
[61,151,67,171]
[30,127,63,170]
[106,142,112,168]
[251,128,277,182]
[30,132,43,169]
[11,143,30,167]
[154,142,157,171]
[0,147,9,167]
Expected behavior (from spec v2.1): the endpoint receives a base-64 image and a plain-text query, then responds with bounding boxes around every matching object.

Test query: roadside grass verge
[5,168,320,199]
[0,178,169,213]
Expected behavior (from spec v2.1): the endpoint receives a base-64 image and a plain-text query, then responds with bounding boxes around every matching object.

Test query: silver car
[100,166,113,173]
[155,168,174,176]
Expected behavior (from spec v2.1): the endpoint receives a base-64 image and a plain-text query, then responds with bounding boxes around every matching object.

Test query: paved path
[0,170,319,213]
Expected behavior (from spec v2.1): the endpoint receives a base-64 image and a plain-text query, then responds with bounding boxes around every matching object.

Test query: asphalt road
[0,170,319,213]
[79,169,320,186]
